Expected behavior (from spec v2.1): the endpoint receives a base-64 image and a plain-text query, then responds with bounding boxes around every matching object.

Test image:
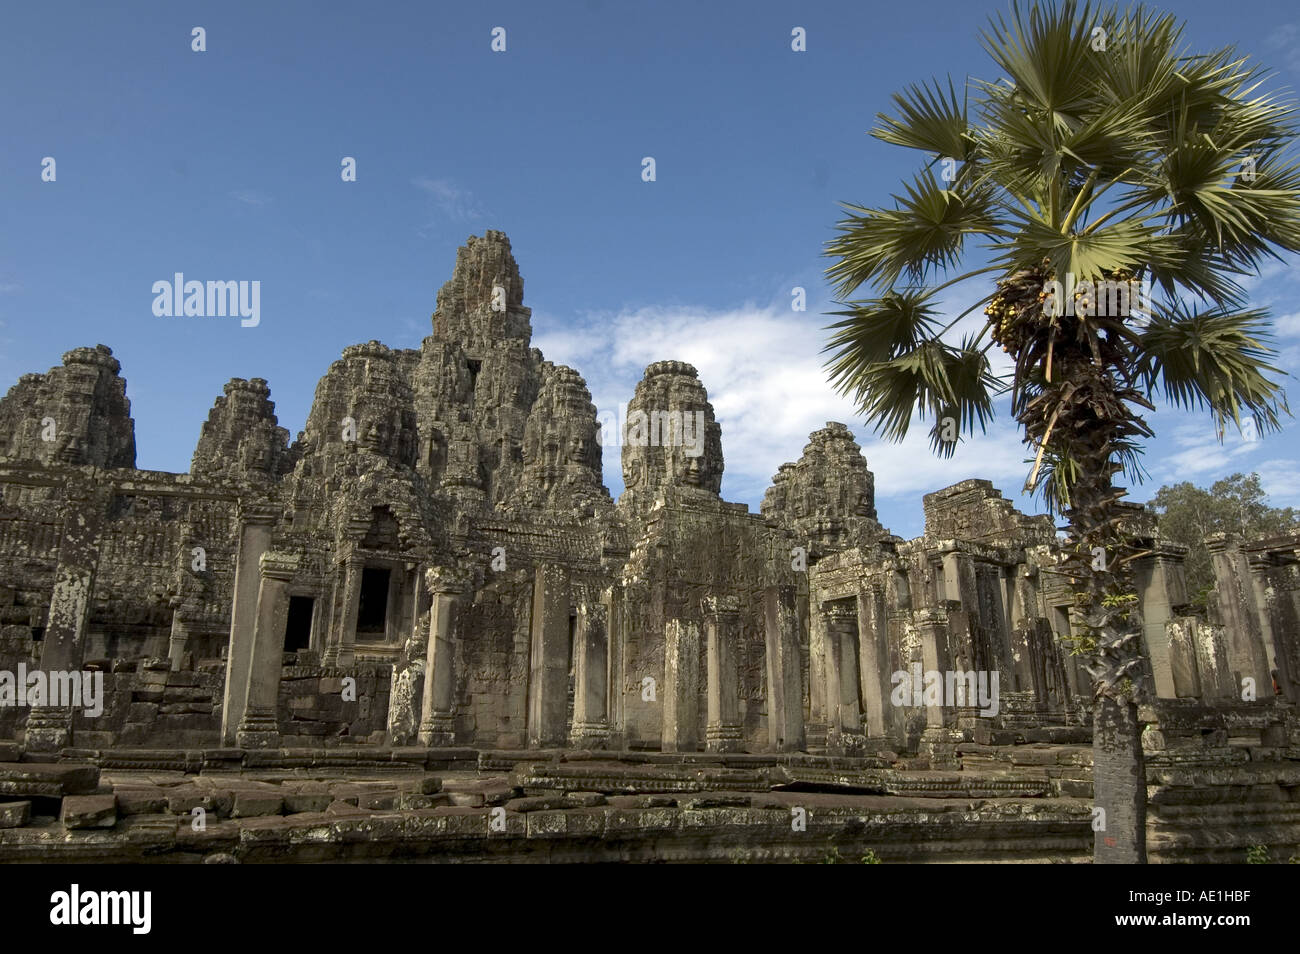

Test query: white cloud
[532,295,1042,534]
[530,265,1300,536]
[1265,23,1300,73]
[229,190,272,207]
[412,177,483,230]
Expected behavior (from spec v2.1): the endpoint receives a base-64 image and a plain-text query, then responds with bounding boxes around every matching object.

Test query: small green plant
[1246,845,1270,864]
[861,849,882,864]
[821,845,845,864]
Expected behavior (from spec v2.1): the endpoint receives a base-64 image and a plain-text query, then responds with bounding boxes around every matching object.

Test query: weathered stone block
[61,794,117,829]
[0,800,31,828]
[0,761,100,798]
[232,792,284,817]
[283,793,333,814]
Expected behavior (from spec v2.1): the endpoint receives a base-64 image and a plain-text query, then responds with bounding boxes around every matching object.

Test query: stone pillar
[570,601,610,747]
[235,552,297,749]
[886,566,911,615]
[1207,535,1271,694]
[823,601,863,754]
[703,596,743,753]
[1165,618,1202,699]
[26,488,105,752]
[1250,547,1300,703]
[166,600,191,670]
[325,552,364,668]
[527,564,570,747]
[662,618,701,752]
[385,565,429,746]
[941,549,964,603]
[1245,552,1293,702]
[1133,545,1189,699]
[806,600,828,749]
[221,505,275,744]
[1006,565,1041,697]
[856,584,891,739]
[604,585,626,745]
[418,566,467,746]
[915,608,952,731]
[763,585,805,752]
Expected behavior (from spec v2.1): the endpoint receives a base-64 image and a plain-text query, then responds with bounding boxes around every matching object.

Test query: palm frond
[825,169,997,295]
[1136,302,1290,437]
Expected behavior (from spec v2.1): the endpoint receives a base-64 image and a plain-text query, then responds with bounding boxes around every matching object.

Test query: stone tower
[619,360,724,517]
[191,377,294,481]
[505,363,610,517]
[761,422,882,559]
[418,230,542,507]
[0,344,135,468]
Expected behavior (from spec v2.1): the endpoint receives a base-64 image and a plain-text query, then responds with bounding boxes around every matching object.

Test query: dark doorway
[356,566,391,640]
[284,596,314,652]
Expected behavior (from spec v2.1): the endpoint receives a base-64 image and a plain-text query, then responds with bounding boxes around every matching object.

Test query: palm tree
[824,0,1300,863]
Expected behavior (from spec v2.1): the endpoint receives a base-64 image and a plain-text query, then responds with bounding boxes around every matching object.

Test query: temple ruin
[1,230,1297,862]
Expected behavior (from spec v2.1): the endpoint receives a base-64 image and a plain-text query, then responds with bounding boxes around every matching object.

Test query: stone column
[527,564,570,747]
[856,583,891,739]
[1250,547,1300,703]
[1207,534,1271,694]
[570,601,610,747]
[1134,545,1188,699]
[662,618,700,752]
[1165,618,1202,699]
[326,552,364,668]
[763,585,805,752]
[604,585,626,746]
[806,600,828,749]
[221,505,276,744]
[235,552,297,749]
[26,487,106,752]
[1006,565,1041,698]
[166,600,190,670]
[1245,551,1294,702]
[703,595,743,753]
[940,548,965,604]
[914,608,952,731]
[823,601,864,754]
[418,566,467,746]
[385,565,429,744]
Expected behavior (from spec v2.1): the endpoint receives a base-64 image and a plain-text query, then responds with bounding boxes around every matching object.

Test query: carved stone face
[566,433,588,465]
[362,413,392,455]
[682,455,702,486]
[854,489,872,516]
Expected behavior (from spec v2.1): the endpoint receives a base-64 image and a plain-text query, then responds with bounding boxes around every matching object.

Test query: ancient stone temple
[0,230,1297,863]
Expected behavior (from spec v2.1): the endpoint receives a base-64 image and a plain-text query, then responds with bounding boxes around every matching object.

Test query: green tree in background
[1148,473,1300,611]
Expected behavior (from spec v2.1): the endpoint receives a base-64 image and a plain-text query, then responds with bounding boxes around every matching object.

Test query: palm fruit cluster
[985,267,1047,354]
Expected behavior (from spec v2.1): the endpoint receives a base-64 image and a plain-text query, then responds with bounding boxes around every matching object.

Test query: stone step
[0,761,100,798]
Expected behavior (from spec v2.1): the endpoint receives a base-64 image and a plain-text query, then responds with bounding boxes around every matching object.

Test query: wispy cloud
[1265,23,1300,73]
[412,177,483,234]
[534,293,1039,535]
[229,190,272,207]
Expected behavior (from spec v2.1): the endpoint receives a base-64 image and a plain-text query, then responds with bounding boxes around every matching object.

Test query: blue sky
[3,0,1300,539]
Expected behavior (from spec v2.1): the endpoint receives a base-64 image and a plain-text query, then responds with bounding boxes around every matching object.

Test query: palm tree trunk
[1092,693,1147,862]
[1013,294,1153,865]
